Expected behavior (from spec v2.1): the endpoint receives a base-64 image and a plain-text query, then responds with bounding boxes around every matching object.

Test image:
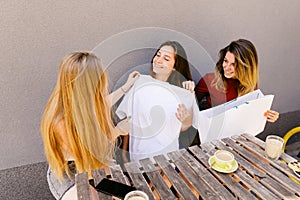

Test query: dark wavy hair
[150,41,192,87]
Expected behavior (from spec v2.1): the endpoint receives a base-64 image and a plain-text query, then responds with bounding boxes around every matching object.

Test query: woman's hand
[114,117,131,139]
[106,71,139,108]
[264,110,279,123]
[176,104,193,131]
[182,80,195,93]
[121,71,140,93]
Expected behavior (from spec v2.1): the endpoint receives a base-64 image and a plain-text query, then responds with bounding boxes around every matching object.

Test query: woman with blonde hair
[41,51,139,199]
[195,39,279,122]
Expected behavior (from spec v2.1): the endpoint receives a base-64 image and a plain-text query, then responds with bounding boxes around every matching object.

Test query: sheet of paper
[198,90,274,143]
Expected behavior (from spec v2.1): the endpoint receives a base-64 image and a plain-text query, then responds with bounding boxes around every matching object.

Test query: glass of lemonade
[265,135,284,160]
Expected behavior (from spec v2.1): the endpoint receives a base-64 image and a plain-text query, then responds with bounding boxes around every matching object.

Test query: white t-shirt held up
[116,75,199,161]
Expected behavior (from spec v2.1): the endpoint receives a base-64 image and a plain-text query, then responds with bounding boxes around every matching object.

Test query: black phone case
[94,178,136,198]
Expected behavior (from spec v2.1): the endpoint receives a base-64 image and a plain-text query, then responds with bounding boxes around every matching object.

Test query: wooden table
[75,133,300,199]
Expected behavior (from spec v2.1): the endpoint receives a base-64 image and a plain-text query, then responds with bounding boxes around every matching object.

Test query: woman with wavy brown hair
[195,39,279,122]
[41,51,138,199]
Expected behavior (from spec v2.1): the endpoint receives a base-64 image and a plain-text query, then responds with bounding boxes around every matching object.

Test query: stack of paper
[198,89,274,143]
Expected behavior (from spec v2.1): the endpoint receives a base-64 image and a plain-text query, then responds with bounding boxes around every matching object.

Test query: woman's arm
[121,135,129,163]
[106,71,140,107]
[112,117,131,140]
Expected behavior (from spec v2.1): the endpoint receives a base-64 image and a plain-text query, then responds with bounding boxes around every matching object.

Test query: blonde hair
[213,39,259,96]
[41,51,115,181]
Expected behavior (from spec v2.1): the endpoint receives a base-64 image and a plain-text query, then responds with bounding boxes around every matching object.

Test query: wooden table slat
[211,139,296,199]
[139,158,177,200]
[189,145,256,199]
[154,154,198,200]
[124,161,156,200]
[168,150,221,200]
[233,136,300,184]
[212,140,267,178]
[234,135,300,182]
[199,142,217,154]
[181,149,236,200]
[223,137,300,196]
[241,133,297,163]
[234,167,281,200]
[92,169,112,200]
[92,168,107,185]
[75,135,298,200]
[75,172,92,200]
[260,175,300,199]
[240,133,265,148]
[109,165,128,184]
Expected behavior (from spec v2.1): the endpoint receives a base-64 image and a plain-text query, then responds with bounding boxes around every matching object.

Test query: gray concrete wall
[1,0,300,170]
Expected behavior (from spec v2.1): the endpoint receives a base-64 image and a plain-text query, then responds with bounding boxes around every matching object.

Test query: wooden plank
[124,161,156,200]
[260,175,300,200]
[92,168,107,185]
[189,145,256,199]
[213,141,291,199]
[153,154,198,200]
[233,136,300,186]
[139,158,177,200]
[241,133,297,163]
[200,143,277,199]
[109,165,128,184]
[241,133,264,146]
[234,135,300,182]
[222,137,300,196]
[167,150,221,200]
[200,141,217,154]
[92,169,111,200]
[75,172,92,200]
[180,149,236,200]
[234,168,281,200]
[211,140,266,179]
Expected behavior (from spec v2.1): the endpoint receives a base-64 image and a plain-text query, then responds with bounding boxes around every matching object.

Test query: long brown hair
[214,39,259,96]
[150,41,192,86]
[41,51,115,180]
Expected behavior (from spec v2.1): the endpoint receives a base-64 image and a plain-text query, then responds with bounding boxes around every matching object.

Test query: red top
[195,73,239,108]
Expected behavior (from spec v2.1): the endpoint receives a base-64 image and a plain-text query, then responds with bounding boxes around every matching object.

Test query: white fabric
[116,75,199,161]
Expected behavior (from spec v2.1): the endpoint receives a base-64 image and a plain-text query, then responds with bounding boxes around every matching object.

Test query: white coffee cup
[214,150,234,169]
[124,190,149,200]
[265,135,284,160]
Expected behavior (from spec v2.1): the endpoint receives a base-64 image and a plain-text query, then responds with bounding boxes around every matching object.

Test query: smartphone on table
[94,178,136,199]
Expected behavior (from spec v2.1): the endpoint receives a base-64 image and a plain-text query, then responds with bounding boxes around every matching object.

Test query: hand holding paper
[264,110,279,122]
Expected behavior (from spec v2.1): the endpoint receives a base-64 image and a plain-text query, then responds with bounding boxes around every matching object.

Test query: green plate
[208,156,238,173]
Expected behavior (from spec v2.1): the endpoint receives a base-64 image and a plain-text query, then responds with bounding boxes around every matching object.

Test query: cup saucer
[288,160,300,172]
[208,156,238,173]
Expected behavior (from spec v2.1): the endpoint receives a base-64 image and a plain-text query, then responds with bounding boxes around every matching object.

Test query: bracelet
[121,86,127,93]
